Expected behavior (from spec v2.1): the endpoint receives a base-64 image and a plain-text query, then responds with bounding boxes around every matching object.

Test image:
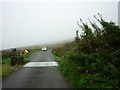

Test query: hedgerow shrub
[53,13,120,88]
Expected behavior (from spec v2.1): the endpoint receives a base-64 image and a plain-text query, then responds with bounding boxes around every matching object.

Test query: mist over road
[2,50,70,88]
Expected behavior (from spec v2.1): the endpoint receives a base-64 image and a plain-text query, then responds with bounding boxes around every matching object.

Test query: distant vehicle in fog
[41,47,47,51]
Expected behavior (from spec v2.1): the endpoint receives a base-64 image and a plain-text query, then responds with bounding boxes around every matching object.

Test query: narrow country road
[2,50,70,88]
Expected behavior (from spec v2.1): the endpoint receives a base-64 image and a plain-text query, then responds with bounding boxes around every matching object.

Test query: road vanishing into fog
[2,50,70,88]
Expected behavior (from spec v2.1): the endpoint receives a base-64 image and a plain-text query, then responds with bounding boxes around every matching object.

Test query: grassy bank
[52,14,120,88]
[1,49,39,77]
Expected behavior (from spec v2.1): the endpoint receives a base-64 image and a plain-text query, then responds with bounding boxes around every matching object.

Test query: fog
[0,0,119,50]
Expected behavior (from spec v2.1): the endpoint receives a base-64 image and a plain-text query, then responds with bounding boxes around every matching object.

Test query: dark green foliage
[53,14,120,88]
[75,30,80,42]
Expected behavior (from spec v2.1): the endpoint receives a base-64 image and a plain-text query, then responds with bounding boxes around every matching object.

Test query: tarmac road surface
[2,50,70,88]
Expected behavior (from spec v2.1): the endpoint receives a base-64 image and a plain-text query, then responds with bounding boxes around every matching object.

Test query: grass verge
[2,64,14,77]
[1,49,39,77]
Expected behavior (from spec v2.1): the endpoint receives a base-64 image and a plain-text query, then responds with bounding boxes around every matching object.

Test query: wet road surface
[2,50,70,88]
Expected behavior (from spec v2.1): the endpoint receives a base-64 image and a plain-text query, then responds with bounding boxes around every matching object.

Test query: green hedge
[53,14,120,88]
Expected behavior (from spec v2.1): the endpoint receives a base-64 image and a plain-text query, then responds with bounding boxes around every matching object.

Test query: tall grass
[2,64,14,77]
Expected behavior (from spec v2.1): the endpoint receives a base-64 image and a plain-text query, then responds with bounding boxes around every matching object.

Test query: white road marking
[24,62,58,67]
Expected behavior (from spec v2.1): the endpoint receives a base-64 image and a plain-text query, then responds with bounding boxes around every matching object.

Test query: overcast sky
[0,0,119,50]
